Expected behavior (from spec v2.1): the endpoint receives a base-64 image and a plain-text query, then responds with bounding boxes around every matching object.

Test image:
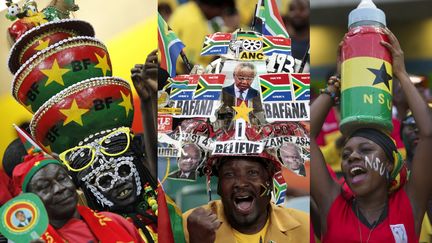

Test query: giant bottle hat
[8,19,95,74]
[30,77,134,154]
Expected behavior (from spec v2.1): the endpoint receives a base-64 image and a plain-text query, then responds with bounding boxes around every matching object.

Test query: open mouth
[116,188,132,200]
[349,166,368,184]
[233,195,255,214]
[115,186,133,200]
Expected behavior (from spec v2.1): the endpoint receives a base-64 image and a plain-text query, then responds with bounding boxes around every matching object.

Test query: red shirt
[57,211,144,242]
[323,188,418,243]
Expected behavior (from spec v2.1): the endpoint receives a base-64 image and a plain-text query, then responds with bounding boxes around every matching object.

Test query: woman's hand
[327,75,341,96]
[380,28,407,78]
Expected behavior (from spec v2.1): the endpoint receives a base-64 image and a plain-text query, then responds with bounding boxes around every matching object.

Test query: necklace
[355,200,387,243]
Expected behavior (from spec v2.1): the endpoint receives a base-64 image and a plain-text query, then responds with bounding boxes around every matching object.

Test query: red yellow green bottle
[340,0,393,135]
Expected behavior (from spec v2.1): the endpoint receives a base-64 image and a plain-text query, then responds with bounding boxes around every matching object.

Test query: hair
[277,142,303,163]
[198,0,235,7]
[348,128,397,163]
[3,138,27,177]
[179,143,203,162]
[233,62,256,77]
[213,155,275,178]
[14,210,24,217]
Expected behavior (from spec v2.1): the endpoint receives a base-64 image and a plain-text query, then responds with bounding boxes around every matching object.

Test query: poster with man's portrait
[167,143,205,181]
[278,142,307,176]
[217,60,268,126]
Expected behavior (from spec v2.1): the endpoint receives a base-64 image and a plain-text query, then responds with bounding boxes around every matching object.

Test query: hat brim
[207,150,282,176]
[8,19,95,74]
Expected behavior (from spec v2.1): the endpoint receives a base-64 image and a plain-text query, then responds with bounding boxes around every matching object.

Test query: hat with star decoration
[12,36,112,113]
[30,77,134,154]
[8,19,95,74]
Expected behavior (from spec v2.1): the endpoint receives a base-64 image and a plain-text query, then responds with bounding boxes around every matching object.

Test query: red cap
[12,153,60,192]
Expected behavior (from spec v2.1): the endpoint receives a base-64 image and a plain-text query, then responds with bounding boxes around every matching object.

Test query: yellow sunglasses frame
[59,127,133,172]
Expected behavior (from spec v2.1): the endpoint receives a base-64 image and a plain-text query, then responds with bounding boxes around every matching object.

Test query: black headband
[349,128,396,162]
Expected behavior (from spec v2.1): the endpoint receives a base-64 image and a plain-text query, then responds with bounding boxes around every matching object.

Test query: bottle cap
[348,0,386,27]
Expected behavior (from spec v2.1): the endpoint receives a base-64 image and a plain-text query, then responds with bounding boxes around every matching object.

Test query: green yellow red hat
[12,36,112,113]
[8,19,95,74]
[30,77,134,154]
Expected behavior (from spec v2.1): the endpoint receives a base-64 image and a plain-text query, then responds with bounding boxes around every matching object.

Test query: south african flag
[193,74,225,100]
[291,73,310,101]
[163,77,189,90]
[262,35,291,56]
[201,33,232,56]
[273,171,287,205]
[169,75,198,101]
[158,13,185,77]
[260,73,292,102]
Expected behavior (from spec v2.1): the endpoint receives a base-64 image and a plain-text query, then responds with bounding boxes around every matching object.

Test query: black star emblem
[367,63,392,90]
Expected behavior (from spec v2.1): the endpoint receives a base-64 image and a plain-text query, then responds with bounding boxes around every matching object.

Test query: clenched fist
[187,207,222,243]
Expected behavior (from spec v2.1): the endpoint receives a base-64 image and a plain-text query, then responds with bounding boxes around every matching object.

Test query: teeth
[350,166,364,175]
[119,189,130,197]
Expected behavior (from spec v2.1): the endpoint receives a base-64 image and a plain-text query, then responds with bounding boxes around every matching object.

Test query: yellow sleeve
[419,214,432,243]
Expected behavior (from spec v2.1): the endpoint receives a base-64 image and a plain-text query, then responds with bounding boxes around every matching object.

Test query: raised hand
[380,28,407,78]
[131,49,158,101]
[187,207,222,243]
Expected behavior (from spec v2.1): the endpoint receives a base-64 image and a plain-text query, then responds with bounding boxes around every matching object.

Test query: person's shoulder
[99,211,126,222]
[168,170,180,178]
[223,84,234,90]
[250,86,259,92]
[271,204,309,224]
[169,2,202,26]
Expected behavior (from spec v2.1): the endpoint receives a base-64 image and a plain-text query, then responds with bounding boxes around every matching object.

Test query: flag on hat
[158,13,186,77]
[163,77,189,90]
[193,74,225,100]
[255,0,289,38]
[260,73,292,102]
[291,73,310,101]
[13,124,42,154]
[201,33,232,56]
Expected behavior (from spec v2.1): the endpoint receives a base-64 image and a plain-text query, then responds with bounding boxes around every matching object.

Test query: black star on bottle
[367,63,392,90]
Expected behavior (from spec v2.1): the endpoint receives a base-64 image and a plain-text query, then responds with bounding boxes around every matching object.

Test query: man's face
[16,212,25,222]
[218,158,270,231]
[280,144,302,170]
[288,0,310,31]
[64,128,141,209]
[28,164,78,221]
[178,145,201,173]
[401,116,418,161]
[233,67,255,91]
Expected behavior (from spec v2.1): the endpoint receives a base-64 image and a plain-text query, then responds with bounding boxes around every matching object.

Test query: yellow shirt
[232,219,269,243]
[183,200,309,243]
[168,2,214,73]
[420,214,432,243]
